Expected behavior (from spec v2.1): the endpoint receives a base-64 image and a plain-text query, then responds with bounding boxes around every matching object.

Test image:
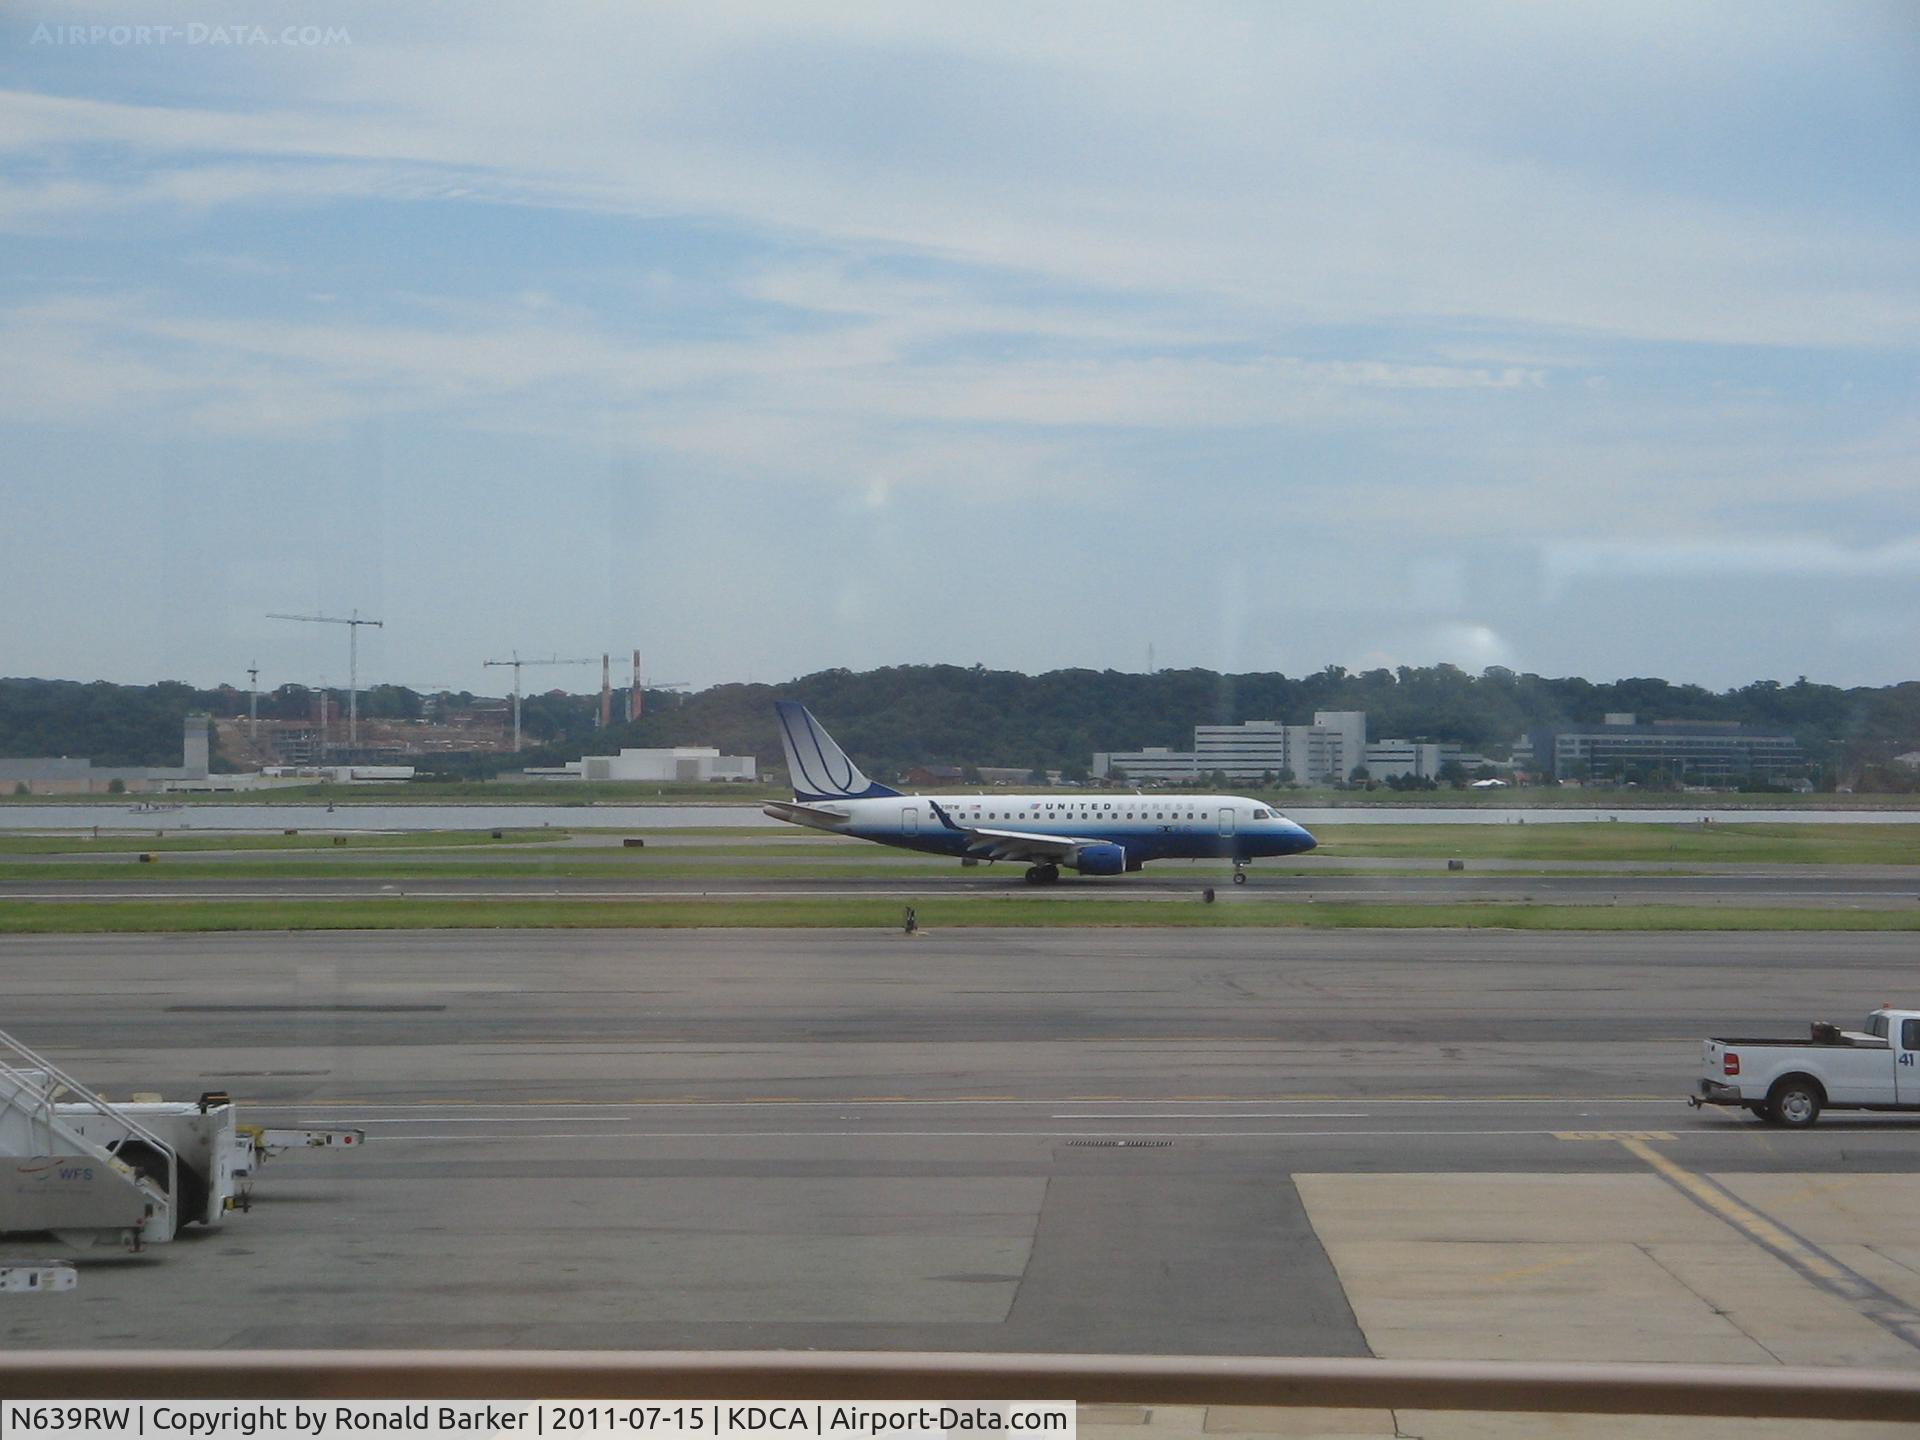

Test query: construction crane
[246,661,260,740]
[483,653,597,752]
[267,610,384,750]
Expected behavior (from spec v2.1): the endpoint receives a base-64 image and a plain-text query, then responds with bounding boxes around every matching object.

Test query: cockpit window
[1254,808,1273,820]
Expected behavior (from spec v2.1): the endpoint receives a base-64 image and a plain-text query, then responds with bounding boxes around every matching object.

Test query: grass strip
[0,829,569,855]
[1311,822,1920,866]
[0,860,1644,882]
[2,899,1916,935]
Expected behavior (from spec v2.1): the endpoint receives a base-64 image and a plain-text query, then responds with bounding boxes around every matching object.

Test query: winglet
[774,700,902,801]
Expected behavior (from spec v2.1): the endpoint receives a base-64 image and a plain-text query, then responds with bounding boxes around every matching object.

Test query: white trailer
[1,1034,176,1250]
[1691,1007,1920,1127]
[2,1028,363,1255]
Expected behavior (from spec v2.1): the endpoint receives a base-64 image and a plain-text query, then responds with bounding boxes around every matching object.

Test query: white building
[541,746,758,783]
[1362,739,1491,781]
[1193,721,1287,777]
[1090,746,1200,783]
[1096,711,1369,785]
[1307,711,1367,783]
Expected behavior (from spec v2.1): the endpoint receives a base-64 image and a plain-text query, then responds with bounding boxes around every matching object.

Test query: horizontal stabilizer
[762,800,853,827]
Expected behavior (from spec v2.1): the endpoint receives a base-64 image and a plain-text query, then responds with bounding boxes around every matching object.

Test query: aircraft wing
[925,801,1091,863]
[951,825,1085,864]
[763,799,853,826]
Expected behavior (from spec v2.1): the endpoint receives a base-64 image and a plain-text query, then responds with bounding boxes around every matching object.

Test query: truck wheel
[1751,1102,1782,1124]
[1769,1078,1823,1128]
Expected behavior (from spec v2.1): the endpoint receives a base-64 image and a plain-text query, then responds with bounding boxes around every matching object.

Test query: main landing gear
[1023,864,1061,885]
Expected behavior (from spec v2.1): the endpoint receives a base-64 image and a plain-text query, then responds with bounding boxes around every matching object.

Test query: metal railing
[0,1026,178,1203]
[2,1352,1918,1421]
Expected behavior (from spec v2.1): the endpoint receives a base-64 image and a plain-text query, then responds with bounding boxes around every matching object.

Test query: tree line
[4,665,1917,789]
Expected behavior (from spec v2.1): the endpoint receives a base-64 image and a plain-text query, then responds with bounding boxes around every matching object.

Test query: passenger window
[1905,1020,1920,1050]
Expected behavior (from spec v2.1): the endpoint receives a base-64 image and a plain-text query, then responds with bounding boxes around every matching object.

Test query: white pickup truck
[1691,1007,1920,1127]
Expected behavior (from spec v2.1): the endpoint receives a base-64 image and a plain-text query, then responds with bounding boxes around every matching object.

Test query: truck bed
[1708,1035,1888,1049]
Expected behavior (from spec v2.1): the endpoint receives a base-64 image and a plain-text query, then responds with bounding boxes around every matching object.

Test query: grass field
[0,829,569,855]
[0,857,976,881]
[1,898,1915,934]
[6,782,1917,809]
[1311,821,1920,865]
[0,781,790,805]
[4,821,1911,870]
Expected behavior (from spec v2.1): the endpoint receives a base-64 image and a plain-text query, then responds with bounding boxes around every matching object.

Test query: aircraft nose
[1291,823,1317,851]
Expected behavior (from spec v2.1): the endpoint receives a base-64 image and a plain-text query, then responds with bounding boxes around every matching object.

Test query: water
[0,802,1914,832]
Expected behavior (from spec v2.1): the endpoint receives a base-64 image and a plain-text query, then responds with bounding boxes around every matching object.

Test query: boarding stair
[0,1028,176,1248]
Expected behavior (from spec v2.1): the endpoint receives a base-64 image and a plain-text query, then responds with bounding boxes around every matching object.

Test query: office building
[1528,715,1806,783]
[1097,711,1369,785]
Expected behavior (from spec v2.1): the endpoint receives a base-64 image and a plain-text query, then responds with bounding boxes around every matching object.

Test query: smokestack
[629,649,643,722]
[599,654,611,729]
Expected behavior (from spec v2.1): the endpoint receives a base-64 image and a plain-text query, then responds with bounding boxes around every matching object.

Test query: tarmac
[6,926,1920,1383]
[3,870,1918,905]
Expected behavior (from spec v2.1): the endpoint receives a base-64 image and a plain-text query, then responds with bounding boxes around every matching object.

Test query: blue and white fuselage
[766,700,1316,883]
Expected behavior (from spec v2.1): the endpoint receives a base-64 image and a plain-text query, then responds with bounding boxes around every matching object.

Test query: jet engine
[1072,843,1127,876]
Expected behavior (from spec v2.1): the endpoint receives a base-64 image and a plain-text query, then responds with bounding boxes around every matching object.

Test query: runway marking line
[1054,1112,1369,1119]
[244,1094,1673,1110]
[1612,1132,1920,1353]
[377,1129,1563,1141]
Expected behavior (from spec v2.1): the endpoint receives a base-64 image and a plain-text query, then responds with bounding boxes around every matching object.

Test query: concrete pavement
[6,928,1920,1375]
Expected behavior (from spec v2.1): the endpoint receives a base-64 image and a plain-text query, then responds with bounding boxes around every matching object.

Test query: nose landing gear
[1023,864,1061,885]
[1232,862,1249,886]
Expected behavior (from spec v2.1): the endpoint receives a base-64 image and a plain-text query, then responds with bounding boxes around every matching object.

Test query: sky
[1,1,1916,697]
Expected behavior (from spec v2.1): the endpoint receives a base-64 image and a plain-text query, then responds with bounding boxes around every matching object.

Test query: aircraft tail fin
[774,700,901,801]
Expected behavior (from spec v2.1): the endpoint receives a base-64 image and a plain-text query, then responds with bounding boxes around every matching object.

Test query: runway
[4,870,1917,905]
[8,928,1920,1361]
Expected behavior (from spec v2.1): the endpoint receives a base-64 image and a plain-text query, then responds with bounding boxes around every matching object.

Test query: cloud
[1543,536,1920,596]
[0,279,1543,448]
[2,4,1915,346]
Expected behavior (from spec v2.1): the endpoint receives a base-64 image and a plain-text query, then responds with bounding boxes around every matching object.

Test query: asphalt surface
[7,928,1920,1353]
[4,870,1918,905]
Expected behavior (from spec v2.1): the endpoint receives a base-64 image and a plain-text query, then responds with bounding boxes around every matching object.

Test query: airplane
[765,700,1317,884]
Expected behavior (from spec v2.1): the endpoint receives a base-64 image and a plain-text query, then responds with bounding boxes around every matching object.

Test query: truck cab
[1694,1007,1920,1127]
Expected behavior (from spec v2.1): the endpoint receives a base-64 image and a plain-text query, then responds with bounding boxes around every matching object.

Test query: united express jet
[765,701,1317,884]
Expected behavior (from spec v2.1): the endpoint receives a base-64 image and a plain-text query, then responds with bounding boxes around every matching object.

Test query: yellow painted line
[1489,1253,1593,1285]
[1616,1136,1853,1288]
[1554,1130,1675,1142]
